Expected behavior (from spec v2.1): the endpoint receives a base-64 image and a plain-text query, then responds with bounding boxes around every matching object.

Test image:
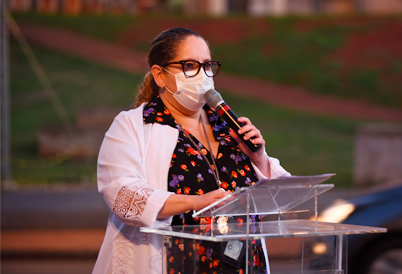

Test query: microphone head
[204,89,224,109]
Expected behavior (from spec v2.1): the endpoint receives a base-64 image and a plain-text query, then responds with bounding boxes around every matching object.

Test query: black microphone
[204,89,262,152]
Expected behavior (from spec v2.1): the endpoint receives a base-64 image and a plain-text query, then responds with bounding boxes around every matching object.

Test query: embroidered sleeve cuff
[112,183,155,226]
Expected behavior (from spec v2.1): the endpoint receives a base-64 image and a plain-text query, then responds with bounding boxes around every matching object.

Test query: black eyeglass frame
[161,60,222,78]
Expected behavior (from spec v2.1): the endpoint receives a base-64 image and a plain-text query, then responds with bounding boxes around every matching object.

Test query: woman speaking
[93,27,290,274]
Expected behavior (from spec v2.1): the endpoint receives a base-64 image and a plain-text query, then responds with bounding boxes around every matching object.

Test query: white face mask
[163,68,215,111]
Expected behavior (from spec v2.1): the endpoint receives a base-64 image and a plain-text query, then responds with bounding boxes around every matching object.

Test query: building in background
[9,0,402,15]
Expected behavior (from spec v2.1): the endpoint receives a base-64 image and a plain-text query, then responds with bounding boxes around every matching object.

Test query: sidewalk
[1,186,109,259]
[1,229,104,259]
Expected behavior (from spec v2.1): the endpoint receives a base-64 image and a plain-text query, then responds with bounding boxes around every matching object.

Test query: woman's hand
[229,117,271,178]
[158,189,229,219]
[192,189,229,212]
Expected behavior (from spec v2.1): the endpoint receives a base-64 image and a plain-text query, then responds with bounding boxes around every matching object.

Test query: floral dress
[143,95,267,274]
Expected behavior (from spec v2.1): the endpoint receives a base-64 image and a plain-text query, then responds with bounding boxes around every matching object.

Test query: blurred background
[1,0,402,273]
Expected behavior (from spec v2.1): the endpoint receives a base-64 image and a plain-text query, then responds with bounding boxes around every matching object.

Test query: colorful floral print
[143,96,266,273]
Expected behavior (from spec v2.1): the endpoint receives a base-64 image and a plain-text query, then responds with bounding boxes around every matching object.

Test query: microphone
[204,89,262,152]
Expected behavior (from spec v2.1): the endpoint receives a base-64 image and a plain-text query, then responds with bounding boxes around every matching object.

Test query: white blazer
[93,103,290,274]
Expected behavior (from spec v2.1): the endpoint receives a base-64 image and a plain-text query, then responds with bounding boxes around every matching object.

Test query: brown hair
[134,27,206,107]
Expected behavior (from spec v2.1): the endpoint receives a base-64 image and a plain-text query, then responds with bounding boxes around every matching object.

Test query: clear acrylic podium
[141,174,386,274]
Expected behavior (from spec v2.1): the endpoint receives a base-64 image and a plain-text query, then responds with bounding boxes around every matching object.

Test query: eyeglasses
[162,60,222,77]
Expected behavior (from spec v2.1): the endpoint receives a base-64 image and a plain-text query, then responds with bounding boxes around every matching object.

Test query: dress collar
[143,95,233,143]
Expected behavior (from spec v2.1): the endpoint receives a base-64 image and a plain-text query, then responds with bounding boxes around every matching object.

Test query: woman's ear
[151,65,165,88]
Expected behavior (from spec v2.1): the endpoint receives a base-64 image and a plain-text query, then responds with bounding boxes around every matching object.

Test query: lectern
[141,174,386,273]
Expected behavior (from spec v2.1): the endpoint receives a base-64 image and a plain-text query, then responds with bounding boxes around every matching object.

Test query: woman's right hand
[158,188,229,219]
[192,189,229,212]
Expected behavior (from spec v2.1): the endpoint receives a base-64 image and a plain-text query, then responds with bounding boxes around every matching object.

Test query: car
[310,184,402,274]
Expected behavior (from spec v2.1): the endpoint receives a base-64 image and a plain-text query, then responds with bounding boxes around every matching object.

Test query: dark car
[311,184,402,274]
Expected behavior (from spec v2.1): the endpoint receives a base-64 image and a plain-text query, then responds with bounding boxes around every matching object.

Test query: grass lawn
[10,41,358,188]
[10,42,143,185]
[12,13,402,109]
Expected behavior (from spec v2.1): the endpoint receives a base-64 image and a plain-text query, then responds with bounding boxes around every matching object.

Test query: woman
[93,27,290,274]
